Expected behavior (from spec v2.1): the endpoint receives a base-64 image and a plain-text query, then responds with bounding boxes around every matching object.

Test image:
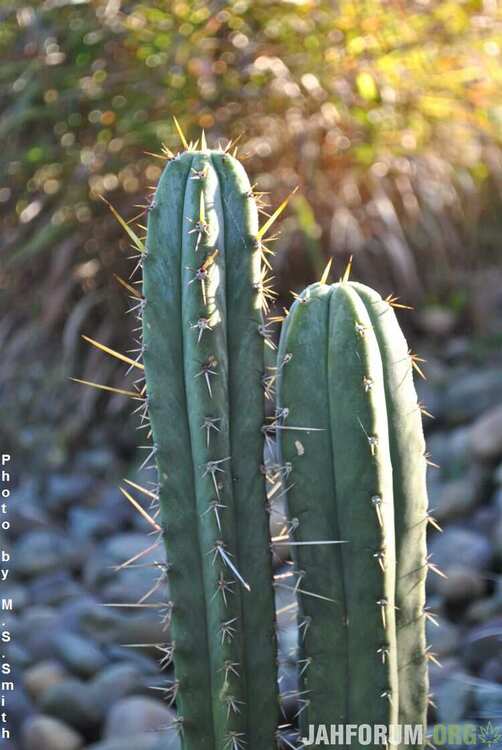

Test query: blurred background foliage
[1,0,502,457]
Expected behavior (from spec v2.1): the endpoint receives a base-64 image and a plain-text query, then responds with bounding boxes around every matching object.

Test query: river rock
[428,526,492,579]
[53,632,108,678]
[14,530,80,578]
[463,618,502,670]
[21,715,84,750]
[84,533,160,590]
[46,473,94,514]
[101,566,168,607]
[480,656,502,683]
[433,478,480,521]
[434,567,485,604]
[469,405,502,462]
[8,481,49,537]
[439,368,502,425]
[466,580,502,623]
[427,617,460,656]
[24,660,68,702]
[472,680,502,718]
[104,696,175,738]
[89,663,149,712]
[17,606,60,661]
[39,678,102,731]
[30,571,84,607]
[434,670,473,723]
[113,613,168,647]
[68,506,117,541]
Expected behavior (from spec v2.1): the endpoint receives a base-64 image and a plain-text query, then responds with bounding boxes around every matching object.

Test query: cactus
[77,127,432,749]
[139,143,278,748]
[276,279,430,748]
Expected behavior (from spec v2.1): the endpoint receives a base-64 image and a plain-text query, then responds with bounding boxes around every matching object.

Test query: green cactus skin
[276,281,429,749]
[142,149,278,749]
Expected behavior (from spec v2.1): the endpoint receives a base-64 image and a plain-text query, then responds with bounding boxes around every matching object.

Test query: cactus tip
[319,257,333,285]
[172,115,189,150]
[341,254,353,282]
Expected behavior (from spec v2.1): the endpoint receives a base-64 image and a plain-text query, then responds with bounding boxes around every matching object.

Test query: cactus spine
[142,147,278,749]
[276,281,429,749]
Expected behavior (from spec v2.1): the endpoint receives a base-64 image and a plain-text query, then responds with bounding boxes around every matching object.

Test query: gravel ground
[5,337,502,749]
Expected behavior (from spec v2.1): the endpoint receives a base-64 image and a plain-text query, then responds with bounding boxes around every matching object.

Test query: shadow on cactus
[73,121,437,750]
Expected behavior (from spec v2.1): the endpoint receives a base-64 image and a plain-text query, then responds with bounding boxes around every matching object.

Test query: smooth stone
[86,485,133,526]
[89,663,149,712]
[68,507,117,541]
[30,572,84,606]
[24,660,68,702]
[426,427,470,479]
[426,617,460,656]
[17,606,60,661]
[1,584,28,611]
[433,670,473,724]
[439,368,502,425]
[472,504,499,537]
[113,613,168,647]
[434,567,485,604]
[8,482,49,537]
[433,478,480,521]
[21,715,84,750]
[84,534,160,590]
[9,642,31,668]
[58,597,112,635]
[14,530,80,577]
[463,618,502,670]
[104,696,175,738]
[480,656,502,684]
[40,679,102,731]
[428,526,492,581]
[74,448,118,475]
[46,473,94,513]
[53,632,108,678]
[5,684,35,735]
[469,404,502,461]
[466,592,502,624]
[101,566,168,607]
[472,681,502,718]
[77,603,125,647]
[105,645,159,671]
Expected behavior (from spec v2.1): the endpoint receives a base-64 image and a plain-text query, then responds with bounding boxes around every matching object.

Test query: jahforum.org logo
[302,724,423,746]
[302,722,502,747]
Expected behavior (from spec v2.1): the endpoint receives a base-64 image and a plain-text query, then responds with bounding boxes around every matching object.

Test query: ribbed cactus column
[143,148,277,749]
[351,282,429,738]
[276,281,429,750]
